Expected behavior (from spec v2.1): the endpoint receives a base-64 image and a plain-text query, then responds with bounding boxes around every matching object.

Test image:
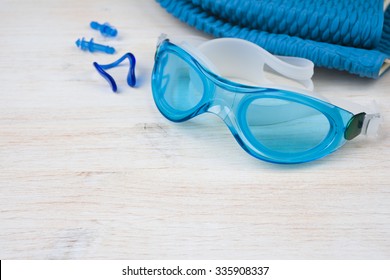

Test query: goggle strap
[197,38,314,86]
[362,100,382,137]
[363,113,382,137]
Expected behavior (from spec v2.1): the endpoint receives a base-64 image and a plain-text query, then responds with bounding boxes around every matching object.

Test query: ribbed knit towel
[156,0,390,78]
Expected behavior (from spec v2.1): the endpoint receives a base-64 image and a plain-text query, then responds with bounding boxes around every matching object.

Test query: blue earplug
[90,21,118,37]
[75,38,115,54]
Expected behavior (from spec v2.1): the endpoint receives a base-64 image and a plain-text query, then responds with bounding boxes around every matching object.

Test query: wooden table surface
[1,0,389,259]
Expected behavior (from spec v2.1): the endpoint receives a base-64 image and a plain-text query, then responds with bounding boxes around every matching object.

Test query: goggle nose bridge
[206,86,238,120]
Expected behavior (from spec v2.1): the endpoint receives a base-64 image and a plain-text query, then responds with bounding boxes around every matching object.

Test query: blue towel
[156,0,390,78]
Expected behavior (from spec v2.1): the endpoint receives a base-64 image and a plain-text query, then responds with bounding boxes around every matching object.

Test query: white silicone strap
[197,38,314,88]
[363,113,382,137]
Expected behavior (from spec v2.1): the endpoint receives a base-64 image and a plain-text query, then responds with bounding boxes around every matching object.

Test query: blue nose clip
[93,53,136,93]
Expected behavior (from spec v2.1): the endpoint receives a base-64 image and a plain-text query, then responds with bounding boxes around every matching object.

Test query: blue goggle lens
[245,98,331,154]
[156,52,204,116]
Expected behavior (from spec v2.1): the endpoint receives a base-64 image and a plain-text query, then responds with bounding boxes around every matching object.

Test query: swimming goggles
[151,34,381,164]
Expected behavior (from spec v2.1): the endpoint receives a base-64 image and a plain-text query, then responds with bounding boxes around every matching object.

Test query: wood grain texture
[0,0,389,259]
